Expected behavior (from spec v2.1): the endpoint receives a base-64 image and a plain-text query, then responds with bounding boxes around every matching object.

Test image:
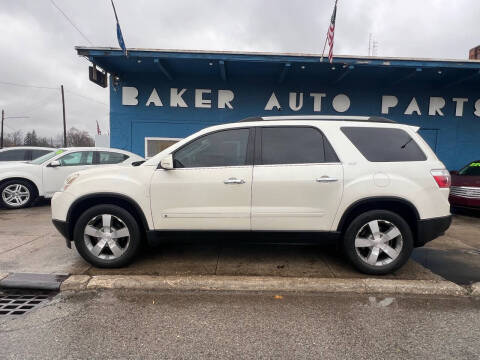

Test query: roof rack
[238,115,396,124]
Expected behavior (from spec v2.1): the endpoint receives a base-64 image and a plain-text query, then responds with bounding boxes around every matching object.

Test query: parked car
[51,116,451,274]
[0,147,144,209]
[449,160,480,209]
[0,146,54,162]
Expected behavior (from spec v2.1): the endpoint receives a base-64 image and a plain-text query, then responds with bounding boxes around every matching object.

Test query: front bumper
[415,215,452,247]
[449,195,480,209]
[52,219,72,248]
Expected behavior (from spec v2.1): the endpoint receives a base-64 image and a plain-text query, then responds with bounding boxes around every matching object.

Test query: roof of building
[76,47,480,88]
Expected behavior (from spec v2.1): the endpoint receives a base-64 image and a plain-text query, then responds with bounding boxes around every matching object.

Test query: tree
[66,127,94,147]
[24,130,38,146]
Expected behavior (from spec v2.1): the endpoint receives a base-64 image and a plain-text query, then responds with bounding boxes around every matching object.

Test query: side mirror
[48,160,61,168]
[450,170,458,175]
[159,154,174,170]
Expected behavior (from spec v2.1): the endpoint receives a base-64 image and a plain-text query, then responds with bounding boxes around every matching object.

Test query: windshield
[458,161,480,176]
[29,149,66,165]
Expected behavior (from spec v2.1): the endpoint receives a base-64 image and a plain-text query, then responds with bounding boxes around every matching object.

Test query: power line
[65,90,108,106]
[0,81,108,107]
[0,80,57,90]
[49,0,93,45]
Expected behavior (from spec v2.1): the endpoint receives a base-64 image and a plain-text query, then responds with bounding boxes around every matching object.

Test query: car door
[42,151,95,196]
[150,127,253,230]
[251,126,343,231]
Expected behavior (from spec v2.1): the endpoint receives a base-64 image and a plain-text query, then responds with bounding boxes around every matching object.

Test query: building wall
[110,72,480,170]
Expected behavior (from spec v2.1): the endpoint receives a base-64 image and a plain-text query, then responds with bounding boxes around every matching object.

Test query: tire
[0,179,37,209]
[342,210,413,275]
[73,204,141,268]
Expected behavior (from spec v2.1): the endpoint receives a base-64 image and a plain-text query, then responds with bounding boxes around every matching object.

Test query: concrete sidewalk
[0,204,442,281]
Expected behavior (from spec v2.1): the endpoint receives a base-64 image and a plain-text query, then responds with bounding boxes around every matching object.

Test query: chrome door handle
[316,176,338,183]
[224,178,246,185]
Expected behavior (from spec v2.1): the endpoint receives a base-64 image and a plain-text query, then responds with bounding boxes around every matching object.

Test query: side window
[341,127,427,162]
[0,149,27,161]
[174,128,250,168]
[98,151,128,164]
[58,151,94,166]
[261,127,336,165]
[31,149,51,160]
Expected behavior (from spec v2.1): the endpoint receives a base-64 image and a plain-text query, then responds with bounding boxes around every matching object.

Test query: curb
[58,274,472,297]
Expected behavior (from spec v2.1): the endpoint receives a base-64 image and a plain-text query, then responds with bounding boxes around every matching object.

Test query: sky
[0,0,478,139]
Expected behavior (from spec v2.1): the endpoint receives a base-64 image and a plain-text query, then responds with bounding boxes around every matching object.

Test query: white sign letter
[170,88,188,107]
[310,93,326,112]
[332,94,351,113]
[122,86,138,106]
[381,95,398,114]
[265,92,281,111]
[404,97,421,115]
[475,99,480,117]
[195,89,211,108]
[145,88,163,107]
[289,92,303,111]
[428,97,445,116]
[452,98,468,117]
[218,90,234,109]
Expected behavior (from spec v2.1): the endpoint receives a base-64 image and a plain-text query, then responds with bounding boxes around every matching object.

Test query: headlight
[61,173,80,191]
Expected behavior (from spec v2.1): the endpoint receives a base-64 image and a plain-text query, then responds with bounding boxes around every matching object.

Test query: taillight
[431,169,451,188]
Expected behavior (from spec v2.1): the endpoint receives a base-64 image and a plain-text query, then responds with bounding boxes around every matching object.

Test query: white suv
[51,116,452,274]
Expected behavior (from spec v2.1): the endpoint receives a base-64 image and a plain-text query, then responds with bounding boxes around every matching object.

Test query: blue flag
[111,0,127,56]
[116,22,127,56]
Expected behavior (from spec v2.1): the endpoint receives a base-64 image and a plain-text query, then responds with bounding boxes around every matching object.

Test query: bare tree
[66,127,94,147]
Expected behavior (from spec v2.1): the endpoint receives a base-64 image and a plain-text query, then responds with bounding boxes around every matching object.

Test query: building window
[145,137,182,159]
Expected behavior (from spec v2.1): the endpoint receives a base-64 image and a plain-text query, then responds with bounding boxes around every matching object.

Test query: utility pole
[1,109,4,149]
[61,85,67,147]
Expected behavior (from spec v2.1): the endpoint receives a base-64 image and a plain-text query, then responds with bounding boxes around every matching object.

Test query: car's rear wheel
[0,179,36,209]
[73,204,141,268]
[342,210,413,275]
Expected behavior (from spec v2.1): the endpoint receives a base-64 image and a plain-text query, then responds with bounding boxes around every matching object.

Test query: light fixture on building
[437,70,443,74]
[137,59,142,64]
[301,65,306,70]
[331,66,336,70]
[209,62,213,66]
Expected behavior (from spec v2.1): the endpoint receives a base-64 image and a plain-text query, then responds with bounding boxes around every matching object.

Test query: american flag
[327,0,338,63]
[96,120,101,135]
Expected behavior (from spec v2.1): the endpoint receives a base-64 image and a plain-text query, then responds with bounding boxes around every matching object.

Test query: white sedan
[0,147,144,209]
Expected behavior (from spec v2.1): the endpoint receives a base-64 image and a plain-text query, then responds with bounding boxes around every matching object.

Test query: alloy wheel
[354,219,403,267]
[1,184,30,207]
[83,214,131,260]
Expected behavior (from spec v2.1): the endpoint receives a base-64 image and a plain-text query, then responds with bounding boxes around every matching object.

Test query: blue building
[77,47,480,170]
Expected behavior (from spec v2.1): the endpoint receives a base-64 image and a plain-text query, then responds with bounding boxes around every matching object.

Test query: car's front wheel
[343,210,413,275]
[73,204,141,268]
[0,179,36,209]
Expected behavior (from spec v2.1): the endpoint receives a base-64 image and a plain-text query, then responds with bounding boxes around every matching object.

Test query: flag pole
[320,31,328,61]
[320,0,339,62]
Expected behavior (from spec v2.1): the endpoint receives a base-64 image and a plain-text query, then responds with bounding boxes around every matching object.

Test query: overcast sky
[1,0,478,139]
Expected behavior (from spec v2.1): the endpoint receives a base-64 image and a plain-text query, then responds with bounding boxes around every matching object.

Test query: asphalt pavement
[0,289,479,359]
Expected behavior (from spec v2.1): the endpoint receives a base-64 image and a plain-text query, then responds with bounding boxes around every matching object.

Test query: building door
[150,128,253,230]
[251,126,343,231]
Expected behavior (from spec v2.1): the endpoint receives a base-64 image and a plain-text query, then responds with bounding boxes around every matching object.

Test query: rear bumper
[52,219,72,248]
[415,215,452,247]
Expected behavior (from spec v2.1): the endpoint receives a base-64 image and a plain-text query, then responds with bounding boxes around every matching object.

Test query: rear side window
[31,149,51,160]
[98,151,129,164]
[0,149,27,161]
[260,127,339,165]
[341,127,427,162]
